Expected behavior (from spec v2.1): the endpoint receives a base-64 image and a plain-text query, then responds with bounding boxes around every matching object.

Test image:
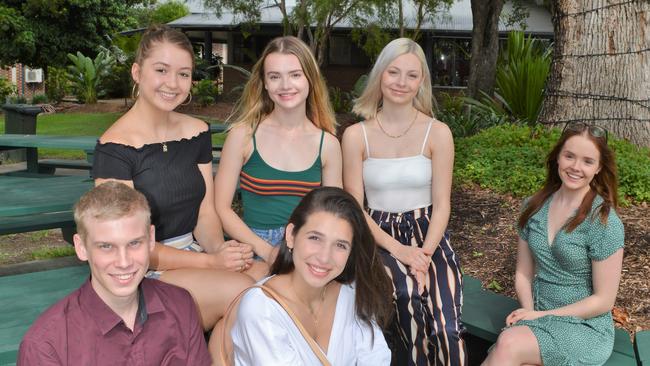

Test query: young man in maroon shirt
[18,182,211,365]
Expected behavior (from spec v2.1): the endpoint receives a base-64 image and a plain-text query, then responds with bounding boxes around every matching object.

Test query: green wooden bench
[636,330,650,365]
[0,265,89,365]
[461,275,638,365]
[37,159,92,174]
[0,174,93,242]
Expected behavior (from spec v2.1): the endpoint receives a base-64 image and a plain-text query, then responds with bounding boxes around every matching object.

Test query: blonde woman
[215,36,342,273]
[342,38,466,365]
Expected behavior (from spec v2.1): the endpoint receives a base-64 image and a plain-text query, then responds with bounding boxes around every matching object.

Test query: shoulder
[173,112,209,137]
[341,122,366,147]
[237,286,275,317]
[428,118,452,139]
[322,132,341,152]
[23,288,81,342]
[225,124,253,143]
[99,116,135,145]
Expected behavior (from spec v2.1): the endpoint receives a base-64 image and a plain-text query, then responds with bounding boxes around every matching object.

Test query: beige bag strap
[220,284,332,366]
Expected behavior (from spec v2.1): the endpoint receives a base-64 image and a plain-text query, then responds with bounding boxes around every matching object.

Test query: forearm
[542,294,615,320]
[514,273,534,310]
[149,243,211,271]
[220,208,274,260]
[364,211,402,255]
[422,202,450,253]
[192,214,224,253]
[149,242,210,271]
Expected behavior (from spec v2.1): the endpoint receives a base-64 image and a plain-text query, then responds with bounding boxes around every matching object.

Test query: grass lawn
[1,112,226,159]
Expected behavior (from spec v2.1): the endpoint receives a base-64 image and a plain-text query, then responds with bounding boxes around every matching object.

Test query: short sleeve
[588,209,624,261]
[231,290,301,366]
[196,130,213,164]
[92,142,135,180]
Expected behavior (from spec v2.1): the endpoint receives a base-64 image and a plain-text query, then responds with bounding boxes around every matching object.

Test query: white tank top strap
[360,121,371,157]
[420,120,433,155]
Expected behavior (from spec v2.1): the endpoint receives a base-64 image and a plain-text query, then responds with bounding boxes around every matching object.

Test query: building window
[431,38,471,87]
[328,36,370,66]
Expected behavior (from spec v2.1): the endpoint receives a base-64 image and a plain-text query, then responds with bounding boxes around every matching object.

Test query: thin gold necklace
[293,282,329,326]
[376,109,419,138]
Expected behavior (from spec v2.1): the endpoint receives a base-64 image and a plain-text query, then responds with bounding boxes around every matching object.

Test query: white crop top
[362,121,433,213]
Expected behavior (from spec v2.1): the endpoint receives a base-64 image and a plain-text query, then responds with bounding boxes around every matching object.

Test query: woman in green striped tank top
[214,36,342,280]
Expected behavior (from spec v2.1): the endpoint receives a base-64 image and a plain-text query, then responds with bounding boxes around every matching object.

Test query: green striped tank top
[240,130,324,229]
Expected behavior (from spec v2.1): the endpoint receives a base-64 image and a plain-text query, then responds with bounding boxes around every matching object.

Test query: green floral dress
[517,194,625,366]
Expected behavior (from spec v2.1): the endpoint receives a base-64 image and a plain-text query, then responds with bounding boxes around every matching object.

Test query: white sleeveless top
[362,121,433,213]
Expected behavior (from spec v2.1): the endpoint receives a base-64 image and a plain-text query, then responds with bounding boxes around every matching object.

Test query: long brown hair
[228,36,336,134]
[270,187,393,329]
[518,127,619,232]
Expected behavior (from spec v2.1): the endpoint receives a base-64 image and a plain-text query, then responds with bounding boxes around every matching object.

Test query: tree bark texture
[467,0,505,100]
[539,0,650,146]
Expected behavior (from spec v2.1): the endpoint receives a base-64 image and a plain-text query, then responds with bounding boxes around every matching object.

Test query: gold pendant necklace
[162,142,168,152]
[376,109,419,138]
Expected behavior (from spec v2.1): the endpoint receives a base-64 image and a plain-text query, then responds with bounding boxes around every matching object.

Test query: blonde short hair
[74,181,151,239]
[353,38,433,120]
[228,36,336,135]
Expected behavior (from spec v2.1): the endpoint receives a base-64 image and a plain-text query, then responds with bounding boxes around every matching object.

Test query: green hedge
[454,124,650,204]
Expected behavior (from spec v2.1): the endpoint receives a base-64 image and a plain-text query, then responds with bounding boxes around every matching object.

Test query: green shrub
[329,86,353,114]
[67,50,115,104]
[9,95,27,104]
[31,93,48,104]
[454,124,650,204]
[466,31,551,125]
[46,66,69,103]
[192,79,218,106]
[0,76,15,103]
[436,92,510,137]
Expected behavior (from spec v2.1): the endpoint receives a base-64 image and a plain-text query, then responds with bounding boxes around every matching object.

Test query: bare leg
[159,269,253,330]
[242,260,269,282]
[482,326,542,366]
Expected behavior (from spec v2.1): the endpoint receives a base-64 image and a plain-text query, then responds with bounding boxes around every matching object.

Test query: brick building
[0,64,45,102]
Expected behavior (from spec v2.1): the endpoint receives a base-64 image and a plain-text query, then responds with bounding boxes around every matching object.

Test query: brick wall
[0,64,45,102]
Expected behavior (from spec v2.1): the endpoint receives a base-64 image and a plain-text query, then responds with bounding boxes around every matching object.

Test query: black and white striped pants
[370,206,467,366]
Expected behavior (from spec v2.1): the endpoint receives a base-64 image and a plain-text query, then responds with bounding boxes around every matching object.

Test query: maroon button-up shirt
[18,278,211,366]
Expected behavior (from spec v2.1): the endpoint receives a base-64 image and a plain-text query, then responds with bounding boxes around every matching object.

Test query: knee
[490,331,519,359]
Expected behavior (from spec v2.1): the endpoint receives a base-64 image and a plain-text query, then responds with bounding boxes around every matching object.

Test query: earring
[181,92,192,106]
[288,247,293,254]
[131,84,139,99]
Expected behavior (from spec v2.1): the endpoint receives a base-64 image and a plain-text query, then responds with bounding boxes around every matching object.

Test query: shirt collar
[79,278,166,335]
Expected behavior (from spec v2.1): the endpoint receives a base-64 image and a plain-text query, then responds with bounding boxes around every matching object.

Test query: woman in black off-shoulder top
[92,25,260,361]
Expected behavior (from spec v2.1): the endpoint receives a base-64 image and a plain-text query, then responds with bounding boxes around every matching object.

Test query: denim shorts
[251,226,286,246]
[251,226,285,260]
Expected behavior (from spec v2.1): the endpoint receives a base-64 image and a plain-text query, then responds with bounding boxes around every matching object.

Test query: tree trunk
[539,0,650,146]
[467,0,505,99]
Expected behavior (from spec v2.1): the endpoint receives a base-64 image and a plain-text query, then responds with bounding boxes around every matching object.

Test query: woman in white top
[231,187,393,365]
[342,38,466,365]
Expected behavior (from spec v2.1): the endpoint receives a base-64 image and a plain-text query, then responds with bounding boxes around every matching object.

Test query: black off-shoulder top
[92,129,213,242]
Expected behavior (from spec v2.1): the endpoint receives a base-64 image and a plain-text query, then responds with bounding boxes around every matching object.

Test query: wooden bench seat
[37,159,92,174]
[0,265,89,365]
[0,174,92,243]
[461,275,638,365]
